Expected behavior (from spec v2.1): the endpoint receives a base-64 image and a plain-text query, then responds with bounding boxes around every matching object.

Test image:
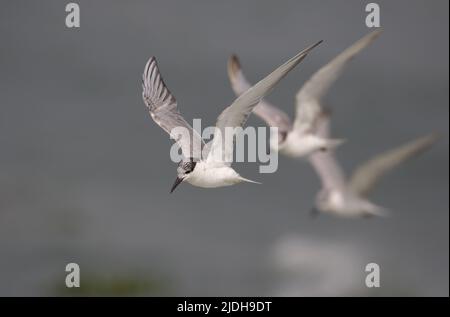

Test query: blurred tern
[309,114,439,218]
[227,30,381,158]
[142,41,322,192]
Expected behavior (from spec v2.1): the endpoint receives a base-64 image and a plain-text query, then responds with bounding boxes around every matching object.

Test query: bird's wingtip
[367,206,390,218]
[144,56,158,74]
[301,40,324,57]
[228,54,242,77]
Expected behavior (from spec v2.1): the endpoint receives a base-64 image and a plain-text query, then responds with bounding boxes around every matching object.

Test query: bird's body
[142,41,322,191]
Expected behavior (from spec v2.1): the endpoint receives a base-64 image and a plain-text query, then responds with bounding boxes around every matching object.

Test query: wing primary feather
[294,30,381,132]
[227,54,293,135]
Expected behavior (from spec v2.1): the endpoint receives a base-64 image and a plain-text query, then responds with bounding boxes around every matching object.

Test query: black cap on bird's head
[170,159,197,193]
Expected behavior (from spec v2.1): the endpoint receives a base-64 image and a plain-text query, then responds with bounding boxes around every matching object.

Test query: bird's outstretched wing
[206,41,322,164]
[142,57,204,161]
[349,133,439,197]
[227,54,292,136]
[308,112,347,191]
[294,30,381,133]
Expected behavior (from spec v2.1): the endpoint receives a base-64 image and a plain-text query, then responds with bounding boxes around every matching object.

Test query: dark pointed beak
[170,176,184,193]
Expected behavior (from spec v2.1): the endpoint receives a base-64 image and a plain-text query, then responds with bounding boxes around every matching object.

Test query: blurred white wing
[206,41,322,164]
[227,54,292,135]
[142,57,204,160]
[349,133,439,197]
[308,113,347,191]
[294,30,381,133]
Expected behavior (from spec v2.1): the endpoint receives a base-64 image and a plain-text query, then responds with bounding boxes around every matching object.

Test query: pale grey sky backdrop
[0,0,448,296]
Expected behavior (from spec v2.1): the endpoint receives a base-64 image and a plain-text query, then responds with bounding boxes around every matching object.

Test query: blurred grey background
[0,0,448,296]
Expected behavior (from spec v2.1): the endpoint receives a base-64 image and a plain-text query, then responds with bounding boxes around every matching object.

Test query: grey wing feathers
[294,30,381,132]
[349,133,439,197]
[142,57,204,160]
[308,113,347,190]
[227,55,292,134]
[296,30,381,104]
[207,41,322,164]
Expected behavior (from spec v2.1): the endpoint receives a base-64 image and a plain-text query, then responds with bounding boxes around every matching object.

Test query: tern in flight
[308,114,438,218]
[142,41,322,192]
[227,30,381,158]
